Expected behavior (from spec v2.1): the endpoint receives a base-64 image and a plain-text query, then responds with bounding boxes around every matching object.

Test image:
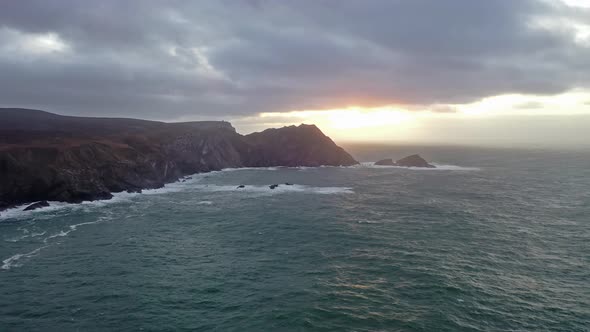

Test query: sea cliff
[0,108,358,208]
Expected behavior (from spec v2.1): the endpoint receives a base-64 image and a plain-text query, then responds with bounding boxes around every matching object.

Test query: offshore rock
[395,154,435,168]
[23,201,50,211]
[375,155,435,168]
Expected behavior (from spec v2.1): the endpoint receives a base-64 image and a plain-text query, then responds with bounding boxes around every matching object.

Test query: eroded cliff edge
[0,108,358,208]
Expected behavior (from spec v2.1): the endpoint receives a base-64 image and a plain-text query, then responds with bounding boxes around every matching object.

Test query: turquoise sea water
[1,146,589,331]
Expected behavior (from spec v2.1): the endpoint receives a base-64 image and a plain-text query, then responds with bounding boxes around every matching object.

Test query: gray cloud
[0,0,589,120]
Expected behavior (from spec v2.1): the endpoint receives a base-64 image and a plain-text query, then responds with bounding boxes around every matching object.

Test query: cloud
[514,101,545,110]
[428,105,458,114]
[0,0,589,120]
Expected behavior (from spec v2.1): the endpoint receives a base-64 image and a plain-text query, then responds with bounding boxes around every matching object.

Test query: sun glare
[260,106,414,130]
[23,32,68,54]
[252,89,590,142]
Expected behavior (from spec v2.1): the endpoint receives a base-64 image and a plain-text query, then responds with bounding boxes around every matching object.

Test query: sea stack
[395,154,435,168]
[375,154,435,168]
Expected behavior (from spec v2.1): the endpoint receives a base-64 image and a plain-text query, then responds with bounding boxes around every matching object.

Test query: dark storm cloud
[0,0,589,119]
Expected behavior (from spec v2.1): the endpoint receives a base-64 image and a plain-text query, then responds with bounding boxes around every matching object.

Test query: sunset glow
[3,1,590,147]
[261,107,414,129]
[244,89,590,144]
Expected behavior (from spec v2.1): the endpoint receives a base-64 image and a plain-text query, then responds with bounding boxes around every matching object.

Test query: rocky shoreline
[0,108,358,211]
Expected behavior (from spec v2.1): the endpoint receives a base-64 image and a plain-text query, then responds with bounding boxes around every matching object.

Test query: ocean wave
[2,217,110,270]
[0,166,350,221]
[220,166,280,172]
[430,164,481,171]
[5,231,47,243]
[41,220,102,243]
[0,180,201,221]
[357,220,382,224]
[43,230,72,243]
[1,246,48,270]
[194,184,354,195]
[0,195,129,222]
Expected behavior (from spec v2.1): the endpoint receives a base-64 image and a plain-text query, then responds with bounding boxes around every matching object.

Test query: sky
[1,0,590,147]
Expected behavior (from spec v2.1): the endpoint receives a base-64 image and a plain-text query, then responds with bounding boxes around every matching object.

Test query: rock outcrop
[0,108,358,208]
[395,154,435,168]
[375,154,435,168]
[23,201,50,211]
[243,124,358,167]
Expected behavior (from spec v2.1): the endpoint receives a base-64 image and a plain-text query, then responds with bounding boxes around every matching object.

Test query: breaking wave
[193,184,354,195]
[2,217,111,270]
[1,246,48,270]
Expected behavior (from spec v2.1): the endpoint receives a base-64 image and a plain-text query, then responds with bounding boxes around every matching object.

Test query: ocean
[1,146,588,331]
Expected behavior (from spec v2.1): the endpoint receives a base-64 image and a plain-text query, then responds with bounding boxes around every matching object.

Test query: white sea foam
[0,166,351,221]
[68,220,102,231]
[220,166,280,172]
[197,201,214,205]
[43,230,72,243]
[0,184,186,222]
[42,220,103,243]
[357,220,382,224]
[5,236,27,243]
[196,184,354,195]
[4,231,46,243]
[2,216,111,270]
[1,246,48,270]
[430,164,481,171]
[0,201,77,221]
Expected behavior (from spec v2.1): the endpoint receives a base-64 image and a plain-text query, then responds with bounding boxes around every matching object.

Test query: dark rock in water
[0,108,358,207]
[269,184,279,189]
[375,159,395,166]
[69,191,113,204]
[0,201,13,212]
[237,185,245,189]
[23,201,50,211]
[284,182,294,186]
[374,155,435,168]
[395,154,435,168]
[185,177,192,180]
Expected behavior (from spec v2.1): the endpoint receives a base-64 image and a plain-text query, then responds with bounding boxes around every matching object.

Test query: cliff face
[0,108,358,207]
[243,124,358,167]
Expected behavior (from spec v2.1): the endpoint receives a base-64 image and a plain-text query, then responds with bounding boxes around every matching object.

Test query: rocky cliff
[243,124,357,167]
[0,108,358,208]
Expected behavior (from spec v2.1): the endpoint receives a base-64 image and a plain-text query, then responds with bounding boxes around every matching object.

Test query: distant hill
[0,108,357,208]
